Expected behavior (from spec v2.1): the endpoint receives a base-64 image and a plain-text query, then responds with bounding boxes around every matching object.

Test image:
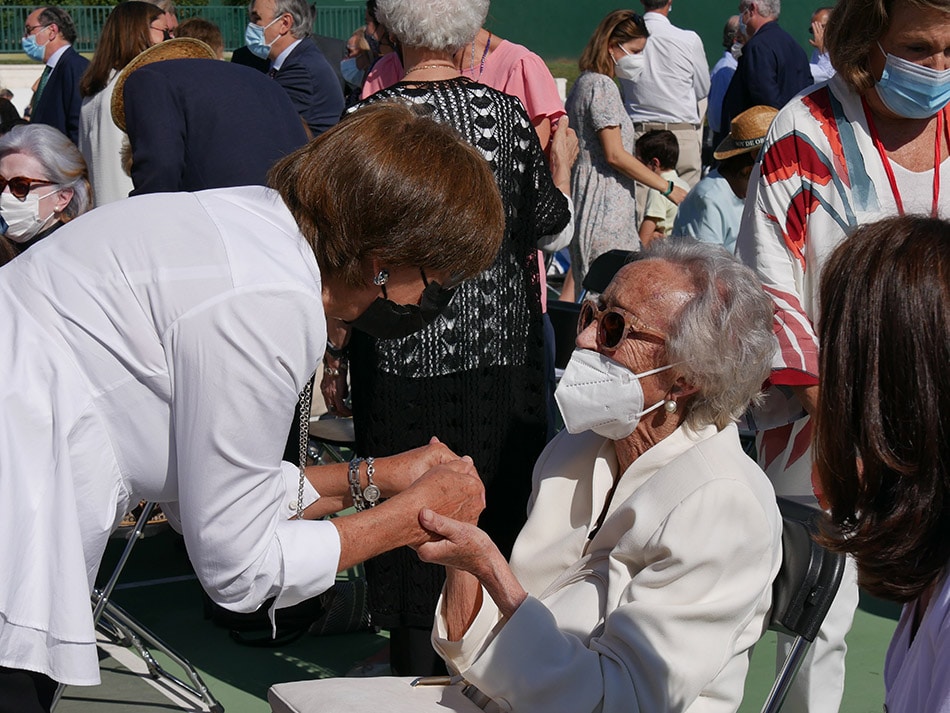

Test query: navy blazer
[273,38,344,137]
[123,59,309,195]
[719,22,812,143]
[31,46,89,144]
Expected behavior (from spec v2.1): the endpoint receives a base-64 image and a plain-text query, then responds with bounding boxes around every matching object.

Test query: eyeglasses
[151,24,173,40]
[0,175,57,201]
[23,23,48,37]
[577,299,666,350]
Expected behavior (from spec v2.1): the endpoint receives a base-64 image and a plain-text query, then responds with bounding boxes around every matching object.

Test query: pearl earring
[373,269,389,286]
[664,399,678,414]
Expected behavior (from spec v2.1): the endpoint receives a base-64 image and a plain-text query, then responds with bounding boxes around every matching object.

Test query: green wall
[478,0,826,67]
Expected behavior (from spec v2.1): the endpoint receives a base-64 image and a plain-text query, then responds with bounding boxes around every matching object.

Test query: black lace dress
[349,78,570,631]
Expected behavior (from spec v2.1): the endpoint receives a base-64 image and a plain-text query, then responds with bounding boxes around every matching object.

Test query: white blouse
[0,186,338,685]
[78,71,135,205]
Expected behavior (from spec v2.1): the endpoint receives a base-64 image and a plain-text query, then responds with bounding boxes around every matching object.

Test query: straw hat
[112,38,217,131]
[713,105,779,160]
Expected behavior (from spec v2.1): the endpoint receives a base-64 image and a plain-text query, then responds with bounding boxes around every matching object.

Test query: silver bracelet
[363,456,380,507]
[348,456,366,511]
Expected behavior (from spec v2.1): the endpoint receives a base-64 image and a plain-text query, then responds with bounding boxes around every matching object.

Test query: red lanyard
[862,98,948,217]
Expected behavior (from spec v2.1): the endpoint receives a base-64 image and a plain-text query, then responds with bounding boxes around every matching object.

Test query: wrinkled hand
[668,184,688,205]
[414,508,498,576]
[379,437,460,496]
[398,457,485,546]
[549,115,579,194]
[320,357,351,417]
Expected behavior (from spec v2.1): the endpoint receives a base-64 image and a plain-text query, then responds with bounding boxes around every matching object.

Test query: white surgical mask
[614,44,646,82]
[0,188,59,243]
[554,348,676,440]
[730,41,744,60]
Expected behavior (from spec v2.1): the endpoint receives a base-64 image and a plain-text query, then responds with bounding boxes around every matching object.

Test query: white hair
[376,0,489,53]
[0,123,93,220]
[643,240,775,430]
[741,0,781,19]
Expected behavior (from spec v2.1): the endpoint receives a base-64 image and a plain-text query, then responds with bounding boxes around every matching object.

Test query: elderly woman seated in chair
[414,240,783,713]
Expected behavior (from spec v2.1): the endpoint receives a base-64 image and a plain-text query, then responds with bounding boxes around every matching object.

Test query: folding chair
[52,501,224,712]
[762,498,847,713]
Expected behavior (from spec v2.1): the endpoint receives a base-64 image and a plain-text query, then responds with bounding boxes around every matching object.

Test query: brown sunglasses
[577,299,666,350]
[0,175,57,201]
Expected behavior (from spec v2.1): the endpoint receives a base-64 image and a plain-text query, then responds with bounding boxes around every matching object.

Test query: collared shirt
[809,49,835,83]
[708,51,738,135]
[620,12,710,125]
[271,37,302,72]
[46,42,68,69]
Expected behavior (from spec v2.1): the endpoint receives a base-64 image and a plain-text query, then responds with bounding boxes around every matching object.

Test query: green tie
[32,65,52,108]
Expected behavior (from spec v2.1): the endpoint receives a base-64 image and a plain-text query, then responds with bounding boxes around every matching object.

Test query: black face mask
[347,270,458,340]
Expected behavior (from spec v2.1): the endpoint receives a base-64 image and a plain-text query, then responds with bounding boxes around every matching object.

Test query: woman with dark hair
[78,1,165,204]
[0,103,497,713]
[815,215,950,713]
[564,10,687,298]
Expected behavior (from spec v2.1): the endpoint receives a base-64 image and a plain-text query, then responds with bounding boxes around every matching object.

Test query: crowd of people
[0,0,948,712]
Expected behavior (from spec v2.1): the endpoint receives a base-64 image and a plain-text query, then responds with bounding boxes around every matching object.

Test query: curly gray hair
[376,0,488,53]
[740,0,781,19]
[643,240,775,430]
[0,123,92,221]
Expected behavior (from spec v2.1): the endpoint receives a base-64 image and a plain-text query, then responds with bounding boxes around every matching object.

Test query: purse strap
[295,371,316,519]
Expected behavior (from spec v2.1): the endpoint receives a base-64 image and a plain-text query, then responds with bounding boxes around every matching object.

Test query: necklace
[404,62,456,76]
[862,98,948,217]
[466,32,492,79]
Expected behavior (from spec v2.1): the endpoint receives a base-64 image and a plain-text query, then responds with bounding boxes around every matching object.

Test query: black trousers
[0,666,57,713]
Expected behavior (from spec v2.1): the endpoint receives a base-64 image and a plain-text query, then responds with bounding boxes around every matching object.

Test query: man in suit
[117,41,309,195]
[244,0,344,137]
[718,0,812,147]
[22,6,89,144]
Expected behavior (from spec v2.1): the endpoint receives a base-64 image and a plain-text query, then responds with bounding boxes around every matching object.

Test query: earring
[373,269,389,286]
[664,399,677,414]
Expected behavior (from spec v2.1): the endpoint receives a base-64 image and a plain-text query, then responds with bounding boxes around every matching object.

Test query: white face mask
[1,188,60,243]
[554,348,676,440]
[730,41,744,60]
[614,44,646,82]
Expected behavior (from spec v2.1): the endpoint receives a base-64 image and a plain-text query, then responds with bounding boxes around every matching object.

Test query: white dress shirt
[0,186,338,685]
[620,12,710,125]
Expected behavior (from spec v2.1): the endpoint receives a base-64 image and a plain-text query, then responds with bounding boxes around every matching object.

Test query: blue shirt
[708,51,738,135]
[671,169,744,253]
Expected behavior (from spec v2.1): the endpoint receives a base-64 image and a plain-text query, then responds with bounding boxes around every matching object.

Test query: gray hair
[376,0,488,53]
[275,0,314,39]
[142,0,176,15]
[740,0,780,19]
[0,123,93,221]
[643,240,775,430]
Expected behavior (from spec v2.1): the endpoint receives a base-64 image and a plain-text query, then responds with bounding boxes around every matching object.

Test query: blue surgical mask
[244,15,281,60]
[22,31,47,62]
[875,43,950,119]
[340,57,365,88]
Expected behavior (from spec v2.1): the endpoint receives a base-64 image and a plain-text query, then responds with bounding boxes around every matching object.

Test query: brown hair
[815,215,950,602]
[578,10,648,77]
[826,0,950,92]
[81,2,162,97]
[269,101,504,288]
[175,17,224,56]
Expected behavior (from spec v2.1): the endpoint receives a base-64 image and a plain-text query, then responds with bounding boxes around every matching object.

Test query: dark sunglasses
[0,175,56,201]
[577,299,666,351]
